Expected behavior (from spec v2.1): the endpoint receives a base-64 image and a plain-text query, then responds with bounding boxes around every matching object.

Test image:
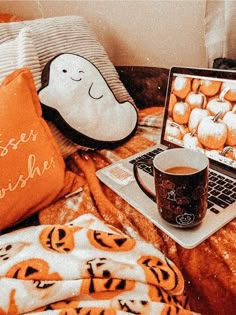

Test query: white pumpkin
[188,108,209,132]
[206,87,232,118]
[173,101,191,124]
[186,82,207,110]
[222,110,236,146]
[221,81,236,101]
[172,76,191,99]
[183,130,203,149]
[165,120,183,140]
[197,112,228,149]
[186,91,207,110]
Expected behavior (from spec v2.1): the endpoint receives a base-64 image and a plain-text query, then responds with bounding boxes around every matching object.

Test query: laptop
[96,66,236,248]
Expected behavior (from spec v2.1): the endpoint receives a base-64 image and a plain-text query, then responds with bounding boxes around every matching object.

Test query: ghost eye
[62,69,67,73]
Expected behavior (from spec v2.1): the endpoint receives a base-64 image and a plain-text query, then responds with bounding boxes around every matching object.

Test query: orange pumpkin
[6,258,61,280]
[197,112,228,149]
[222,110,236,146]
[80,277,135,300]
[172,101,191,124]
[138,255,183,294]
[192,78,221,96]
[172,76,191,99]
[87,230,136,252]
[39,225,81,253]
[113,298,151,313]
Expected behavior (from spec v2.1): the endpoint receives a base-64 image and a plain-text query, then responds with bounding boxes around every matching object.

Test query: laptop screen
[161,67,236,174]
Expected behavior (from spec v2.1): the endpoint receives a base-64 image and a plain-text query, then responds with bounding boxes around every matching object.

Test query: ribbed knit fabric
[0,28,41,86]
[0,16,134,156]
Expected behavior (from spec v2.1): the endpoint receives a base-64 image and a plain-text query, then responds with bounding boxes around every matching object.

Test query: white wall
[0,0,207,69]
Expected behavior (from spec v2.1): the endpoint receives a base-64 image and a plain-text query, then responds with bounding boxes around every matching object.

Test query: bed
[0,14,235,315]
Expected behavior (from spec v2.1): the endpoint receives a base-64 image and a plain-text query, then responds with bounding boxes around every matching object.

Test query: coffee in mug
[133,148,209,228]
[164,166,198,174]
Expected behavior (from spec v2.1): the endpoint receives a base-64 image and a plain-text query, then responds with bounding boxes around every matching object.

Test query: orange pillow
[0,68,75,231]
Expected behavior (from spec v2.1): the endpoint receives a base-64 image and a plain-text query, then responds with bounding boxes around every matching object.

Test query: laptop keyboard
[129,148,164,175]
[129,148,236,214]
[208,171,236,214]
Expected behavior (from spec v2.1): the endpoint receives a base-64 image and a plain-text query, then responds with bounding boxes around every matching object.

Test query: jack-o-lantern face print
[87,230,136,252]
[138,256,183,294]
[84,257,132,279]
[39,225,81,253]
[115,299,150,314]
[148,284,187,308]
[80,277,135,300]
[45,299,80,313]
[59,308,115,315]
[6,258,61,281]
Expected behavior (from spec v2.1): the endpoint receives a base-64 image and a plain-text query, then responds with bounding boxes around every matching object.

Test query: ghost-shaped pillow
[38,53,138,149]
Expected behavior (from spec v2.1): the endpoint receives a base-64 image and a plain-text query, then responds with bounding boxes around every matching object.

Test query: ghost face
[0,242,30,264]
[48,54,106,101]
[52,55,85,83]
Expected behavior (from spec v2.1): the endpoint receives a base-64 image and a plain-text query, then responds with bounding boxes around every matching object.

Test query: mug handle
[133,159,156,203]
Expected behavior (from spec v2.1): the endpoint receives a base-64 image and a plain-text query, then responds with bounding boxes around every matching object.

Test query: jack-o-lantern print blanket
[0,213,199,315]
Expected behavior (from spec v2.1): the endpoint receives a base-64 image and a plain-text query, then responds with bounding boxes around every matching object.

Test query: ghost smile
[71,77,82,81]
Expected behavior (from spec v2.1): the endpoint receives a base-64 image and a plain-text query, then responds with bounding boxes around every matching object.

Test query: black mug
[133,148,209,228]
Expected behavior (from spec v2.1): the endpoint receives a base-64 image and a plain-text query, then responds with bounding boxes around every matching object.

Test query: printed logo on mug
[133,148,209,228]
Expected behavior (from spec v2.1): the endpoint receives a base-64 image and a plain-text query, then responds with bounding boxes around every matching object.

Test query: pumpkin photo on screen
[166,73,236,160]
